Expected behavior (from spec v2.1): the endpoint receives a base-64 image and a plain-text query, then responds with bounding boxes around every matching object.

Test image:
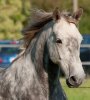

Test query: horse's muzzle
[66,76,82,88]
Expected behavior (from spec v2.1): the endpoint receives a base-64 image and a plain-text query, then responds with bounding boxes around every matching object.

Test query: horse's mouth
[66,79,82,88]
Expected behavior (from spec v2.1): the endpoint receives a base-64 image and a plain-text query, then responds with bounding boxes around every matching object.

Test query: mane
[22,9,76,48]
[22,9,53,47]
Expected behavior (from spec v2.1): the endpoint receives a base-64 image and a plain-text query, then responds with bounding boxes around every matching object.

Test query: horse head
[47,8,85,88]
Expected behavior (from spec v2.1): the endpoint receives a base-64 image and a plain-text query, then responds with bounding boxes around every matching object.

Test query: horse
[0,8,85,100]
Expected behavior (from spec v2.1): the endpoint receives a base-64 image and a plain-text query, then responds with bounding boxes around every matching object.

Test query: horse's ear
[73,8,83,21]
[53,8,60,21]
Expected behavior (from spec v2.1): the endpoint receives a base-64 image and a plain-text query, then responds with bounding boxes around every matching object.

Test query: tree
[0,0,30,40]
[30,0,90,34]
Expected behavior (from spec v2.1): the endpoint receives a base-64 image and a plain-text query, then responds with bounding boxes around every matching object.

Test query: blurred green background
[0,0,90,39]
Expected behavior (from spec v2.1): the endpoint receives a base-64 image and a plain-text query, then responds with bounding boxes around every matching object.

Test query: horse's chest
[10,82,48,100]
[18,77,49,100]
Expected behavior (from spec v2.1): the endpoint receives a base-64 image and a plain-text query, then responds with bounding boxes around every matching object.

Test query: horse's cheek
[49,44,59,63]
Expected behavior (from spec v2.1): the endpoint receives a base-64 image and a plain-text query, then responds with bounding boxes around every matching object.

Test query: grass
[60,78,90,100]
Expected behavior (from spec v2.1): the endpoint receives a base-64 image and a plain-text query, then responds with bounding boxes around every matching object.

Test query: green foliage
[0,0,90,39]
[79,0,90,34]
[31,0,90,34]
[0,0,30,40]
[31,0,72,11]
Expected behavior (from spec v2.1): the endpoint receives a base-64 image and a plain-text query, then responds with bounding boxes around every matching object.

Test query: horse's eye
[56,39,62,44]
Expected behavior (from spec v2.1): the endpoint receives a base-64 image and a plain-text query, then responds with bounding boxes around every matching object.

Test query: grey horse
[0,8,85,100]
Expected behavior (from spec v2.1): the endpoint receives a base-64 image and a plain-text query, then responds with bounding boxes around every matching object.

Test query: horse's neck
[29,27,61,96]
[43,39,60,83]
[43,45,66,100]
[27,22,66,99]
[28,28,51,98]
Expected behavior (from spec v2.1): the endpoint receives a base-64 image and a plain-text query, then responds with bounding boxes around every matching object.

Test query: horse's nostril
[69,76,77,84]
[66,76,77,88]
[66,76,83,88]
